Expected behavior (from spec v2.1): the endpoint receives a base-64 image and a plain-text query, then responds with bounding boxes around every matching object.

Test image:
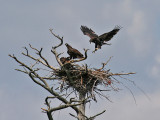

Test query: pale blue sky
[1,0,160,120]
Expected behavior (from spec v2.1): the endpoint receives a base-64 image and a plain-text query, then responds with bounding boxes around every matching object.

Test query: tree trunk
[47,111,53,120]
[77,92,86,120]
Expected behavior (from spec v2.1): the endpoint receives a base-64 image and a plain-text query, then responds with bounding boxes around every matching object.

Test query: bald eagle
[65,43,84,59]
[80,25,121,52]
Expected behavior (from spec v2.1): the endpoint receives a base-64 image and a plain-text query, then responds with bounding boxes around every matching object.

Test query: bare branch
[108,72,136,77]
[49,103,82,113]
[22,46,57,71]
[49,29,64,66]
[51,48,63,66]
[98,56,113,71]
[9,54,32,71]
[49,29,63,49]
[89,110,106,120]
[15,68,29,74]
[69,113,79,119]
[29,71,49,89]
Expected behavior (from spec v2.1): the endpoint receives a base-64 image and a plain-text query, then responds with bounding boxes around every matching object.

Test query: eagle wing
[99,25,121,42]
[66,43,83,59]
[71,48,84,58]
[80,25,98,39]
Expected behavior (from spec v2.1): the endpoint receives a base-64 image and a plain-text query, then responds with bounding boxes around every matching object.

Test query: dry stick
[110,72,136,76]
[98,56,113,70]
[119,75,151,101]
[111,76,137,105]
[30,44,57,71]
[69,113,79,119]
[22,46,57,71]
[89,110,106,120]
[49,29,63,49]
[49,103,83,113]
[49,29,64,66]
[94,90,112,102]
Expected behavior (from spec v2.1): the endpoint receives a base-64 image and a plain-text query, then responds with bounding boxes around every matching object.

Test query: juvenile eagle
[60,57,70,64]
[65,43,84,59]
[80,25,121,52]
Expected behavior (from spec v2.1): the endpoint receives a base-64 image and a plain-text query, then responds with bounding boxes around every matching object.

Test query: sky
[0,0,160,120]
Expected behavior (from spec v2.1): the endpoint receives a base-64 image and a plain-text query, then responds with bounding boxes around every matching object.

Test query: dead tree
[9,29,135,120]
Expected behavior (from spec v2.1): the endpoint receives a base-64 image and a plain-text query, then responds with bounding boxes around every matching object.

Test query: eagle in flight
[65,43,84,59]
[80,25,121,52]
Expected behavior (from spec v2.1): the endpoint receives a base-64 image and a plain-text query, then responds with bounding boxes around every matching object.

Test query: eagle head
[65,43,72,49]
[65,43,68,46]
[65,43,69,47]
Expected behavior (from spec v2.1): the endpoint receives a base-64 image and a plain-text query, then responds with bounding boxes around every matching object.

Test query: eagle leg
[92,48,99,53]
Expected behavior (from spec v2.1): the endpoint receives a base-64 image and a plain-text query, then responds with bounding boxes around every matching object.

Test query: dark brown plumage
[65,43,84,59]
[60,57,70,64]
[81,25,121,51]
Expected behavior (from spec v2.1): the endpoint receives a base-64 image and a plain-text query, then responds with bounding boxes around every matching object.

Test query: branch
[22,45,57,71]
[89,110,106,120]
[49,29,63,49]
[49,103,82,113]
[51,48,63,66]
[9,54,50,88]
[29,71,49,89]
[98,56,113,71]
[45,96,56,110]
[49,29,64,67]
[45,87,79,114]
[30,44,57,71]
[109,72,136,76]
[69,113,79,119]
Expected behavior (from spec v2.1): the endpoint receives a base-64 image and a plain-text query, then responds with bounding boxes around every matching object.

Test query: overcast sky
[1,0,160,120]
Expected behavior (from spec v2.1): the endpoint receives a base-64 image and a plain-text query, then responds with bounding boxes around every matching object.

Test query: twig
[89,110,106,120]
[49,29,63,49]
[98,56,113,71]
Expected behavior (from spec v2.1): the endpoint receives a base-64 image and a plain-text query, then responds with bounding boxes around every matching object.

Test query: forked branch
[49,29,64,66]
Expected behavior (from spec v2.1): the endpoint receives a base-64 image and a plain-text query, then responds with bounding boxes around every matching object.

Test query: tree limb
[98,56,113,71]
[89,110,106,120]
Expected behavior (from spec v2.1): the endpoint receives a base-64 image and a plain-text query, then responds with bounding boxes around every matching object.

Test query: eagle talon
[92,50,95,53]
[92,48,98,53]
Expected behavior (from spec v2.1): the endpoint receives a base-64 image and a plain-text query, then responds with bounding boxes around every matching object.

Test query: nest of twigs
[54,61,125,100]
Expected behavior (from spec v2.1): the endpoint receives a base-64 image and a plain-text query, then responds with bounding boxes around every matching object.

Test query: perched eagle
[65,43,84,59]
[80,25,121,52]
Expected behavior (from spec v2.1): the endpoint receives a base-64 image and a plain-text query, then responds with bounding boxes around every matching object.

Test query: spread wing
[99,25,121,42]
[80,25,98,39]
